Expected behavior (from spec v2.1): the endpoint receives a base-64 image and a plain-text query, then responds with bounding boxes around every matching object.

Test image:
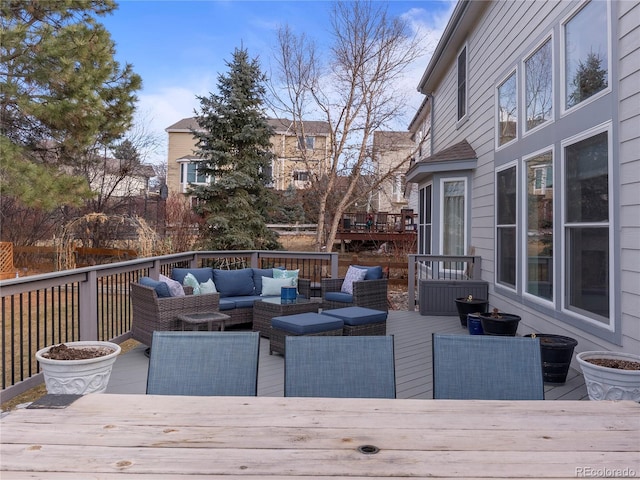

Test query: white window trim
[559,121,614,330]
[521,145,555,306]
[559,0,612,118]
[521,32,555,138]
[494,161,518,292]
[419,182,433,255]
[495,68,519,151]
[438,176,468,257]
[456,44,469,126]
[178,159,210,193]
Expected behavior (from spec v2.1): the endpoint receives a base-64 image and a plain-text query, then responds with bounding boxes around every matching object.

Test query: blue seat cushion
[139,277,172,298]
[322,307,387,326]
[218,299,236,311]
[171,268,214,284]
[352,265,383,280]
[325,291,353,304]
[252,268,275,295]
[271,313,343,334]
[213,269,255,297]
[224,295,263,309]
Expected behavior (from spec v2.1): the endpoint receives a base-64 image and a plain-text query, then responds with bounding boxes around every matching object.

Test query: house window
[497,71,517,147]
[525,151,553,301]
[563,129,610,322]
[496,165,517,289]
[392,174,406,201]
[180,162,208,191]
[457,46,467,121]
[442,179,465,256]
[293,170,309,182]
[419,184,432,254]
[563,0,609,110]
[297,136,315,150]
[525,38,553,132]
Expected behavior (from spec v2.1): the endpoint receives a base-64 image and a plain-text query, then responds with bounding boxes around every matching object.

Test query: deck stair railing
[407,254,483,311]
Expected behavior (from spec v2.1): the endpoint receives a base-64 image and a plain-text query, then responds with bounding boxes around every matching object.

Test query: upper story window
[293,170,309,182]
[524,38,553,132]
[297,136,315,150]
[563,0,609,111]
[180,162,208,190]
[497,71,517,147]
[457,46,467,121]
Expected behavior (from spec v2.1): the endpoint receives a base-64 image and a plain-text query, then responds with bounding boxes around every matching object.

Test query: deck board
[106,310,588,400]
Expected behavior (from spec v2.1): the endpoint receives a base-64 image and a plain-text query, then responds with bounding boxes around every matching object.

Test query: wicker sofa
[170,267,311,328]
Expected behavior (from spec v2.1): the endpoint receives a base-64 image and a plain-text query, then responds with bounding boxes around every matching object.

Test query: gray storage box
[419,280,489,316]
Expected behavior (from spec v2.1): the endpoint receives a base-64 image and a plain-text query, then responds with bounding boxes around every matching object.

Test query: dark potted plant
[478,308,521,336]
[576,351,640,401]
[454,295,488,327]
[524,333,578,384]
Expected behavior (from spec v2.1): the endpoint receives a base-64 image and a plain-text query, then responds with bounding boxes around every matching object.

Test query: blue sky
[100,0,455,165]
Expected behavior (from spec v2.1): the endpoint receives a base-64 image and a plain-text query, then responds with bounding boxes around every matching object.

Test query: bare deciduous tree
[270,1,426,251]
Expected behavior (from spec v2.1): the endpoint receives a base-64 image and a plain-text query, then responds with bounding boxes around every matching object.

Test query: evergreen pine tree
[568,52,607,107]
[191,48,281,250]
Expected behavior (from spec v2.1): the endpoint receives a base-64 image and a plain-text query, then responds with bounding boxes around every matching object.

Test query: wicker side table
[177,312,230,332]
[253,298,320,339]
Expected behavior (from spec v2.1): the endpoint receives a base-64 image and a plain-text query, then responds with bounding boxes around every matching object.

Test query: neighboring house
[406,0,639,354]
[371,131,414,214]
[165,117,330,196]
[86,157,155,198]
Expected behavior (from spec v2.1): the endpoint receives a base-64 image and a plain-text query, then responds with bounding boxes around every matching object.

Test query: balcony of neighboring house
[335,209,418,252]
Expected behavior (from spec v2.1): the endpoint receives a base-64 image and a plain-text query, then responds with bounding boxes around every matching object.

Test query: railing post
[472,256,482,280]
[150,258,162,279]
[408,255,416,312]
[250,252,259,268]
[330,253,339,279]
[79,270,98,341]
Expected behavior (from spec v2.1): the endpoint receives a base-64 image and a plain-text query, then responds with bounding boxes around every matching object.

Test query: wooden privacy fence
[0,242,15,280]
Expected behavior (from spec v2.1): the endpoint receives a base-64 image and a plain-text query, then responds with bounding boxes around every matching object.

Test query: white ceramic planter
[36,341,121,395]
[576,351,640,402]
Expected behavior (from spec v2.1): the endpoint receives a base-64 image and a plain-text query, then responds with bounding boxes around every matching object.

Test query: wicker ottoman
[321,307,387,336]
[269,313,344,355]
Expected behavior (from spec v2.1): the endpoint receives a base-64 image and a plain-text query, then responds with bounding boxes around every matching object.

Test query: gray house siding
[409,0,639,355]
[618,0,640,351]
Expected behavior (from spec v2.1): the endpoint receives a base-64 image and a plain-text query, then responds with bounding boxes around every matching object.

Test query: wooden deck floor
[106,310,588,400]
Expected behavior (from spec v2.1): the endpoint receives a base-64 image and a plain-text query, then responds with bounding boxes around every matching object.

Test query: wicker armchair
[321,277,388,312]
[130,283,220,348]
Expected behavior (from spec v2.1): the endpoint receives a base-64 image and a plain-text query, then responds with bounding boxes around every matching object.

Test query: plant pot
[36,341,121,395]
[576,351,640,401]
[524,334,578,384]
[454,297,488,327]
[467,313,484,335]
[478,312,521,336]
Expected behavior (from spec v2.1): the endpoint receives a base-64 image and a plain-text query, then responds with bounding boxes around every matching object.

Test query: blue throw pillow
[213,268,255,297]
[252,268,275,295]
[171,268,214,284]
[352,265,383,280]
[139,276,172,298]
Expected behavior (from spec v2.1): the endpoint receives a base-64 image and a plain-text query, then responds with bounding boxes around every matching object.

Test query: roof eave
[417,0,489,94]
[406,158,478,183]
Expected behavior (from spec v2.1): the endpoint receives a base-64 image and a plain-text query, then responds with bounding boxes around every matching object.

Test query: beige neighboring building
[371,130,414,214]
[165,117,330,196]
